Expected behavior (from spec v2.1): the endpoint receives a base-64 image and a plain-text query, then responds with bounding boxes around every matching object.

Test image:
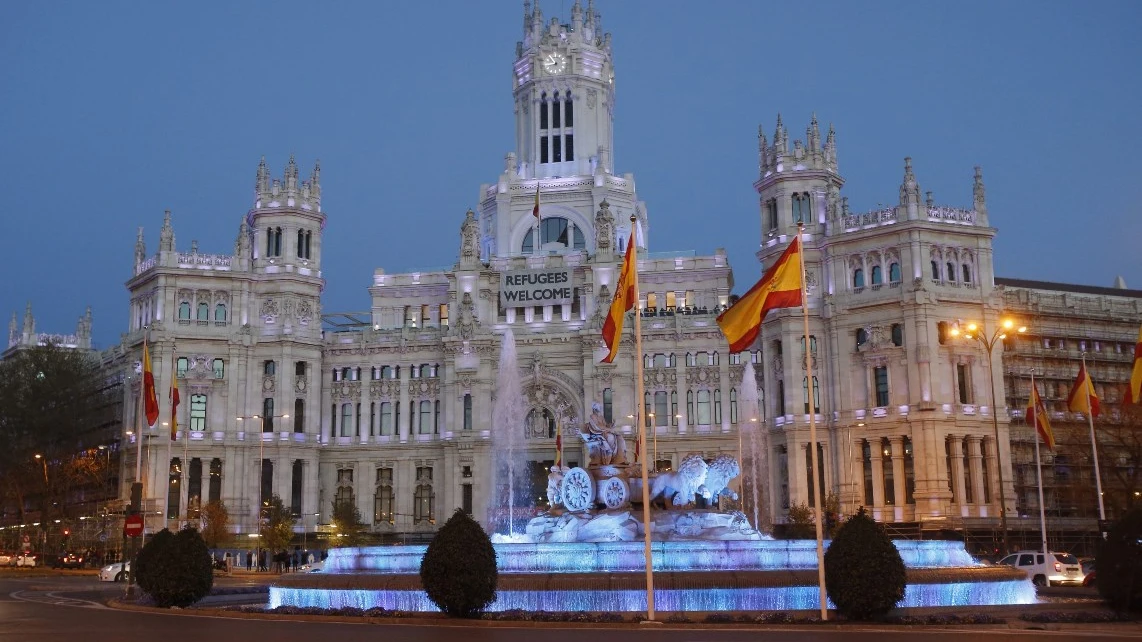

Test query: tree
[135,527,214,608]
[331,500,367,547]
[823,507,906,620]
[1098,507,1142,612]
[0,344,116,524]
[200,500,231,549]
[259,495,295,552]
[420,509,497,617]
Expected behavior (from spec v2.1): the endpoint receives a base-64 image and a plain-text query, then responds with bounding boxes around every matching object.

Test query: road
[0,574,1138,641]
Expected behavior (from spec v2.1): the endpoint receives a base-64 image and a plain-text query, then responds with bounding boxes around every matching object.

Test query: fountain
[271,365,1035,612]
[739,361,771,534]
[491,329,529,540]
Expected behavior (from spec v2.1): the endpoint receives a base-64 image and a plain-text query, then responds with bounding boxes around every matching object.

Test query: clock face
[543,52,567,75]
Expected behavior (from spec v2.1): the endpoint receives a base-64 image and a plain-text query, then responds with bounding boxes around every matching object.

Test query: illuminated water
[275,539,1037,612]
[491,329,528,538]
[739,361,770,533]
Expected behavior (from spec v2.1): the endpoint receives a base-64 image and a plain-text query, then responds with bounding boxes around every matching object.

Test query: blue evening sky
[2,1,1139,348]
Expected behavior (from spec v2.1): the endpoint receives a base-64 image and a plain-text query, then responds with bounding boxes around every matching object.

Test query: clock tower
[513,0,615,180]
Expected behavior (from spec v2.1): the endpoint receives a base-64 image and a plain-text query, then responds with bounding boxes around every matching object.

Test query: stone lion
[648,454,710,508]
[699,454,741,503]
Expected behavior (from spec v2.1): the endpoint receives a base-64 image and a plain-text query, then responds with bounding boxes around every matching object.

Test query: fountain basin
[272,539,1036,613]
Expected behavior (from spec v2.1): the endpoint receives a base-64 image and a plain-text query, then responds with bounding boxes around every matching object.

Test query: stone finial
[808,112,821,152]
[926,191,934,208]
[310,159,321,201]
[899,157,920,206]
[973,166,986,209]
[285,154,299,192]
[824,123,837,171]
[190,239,199,254]
[159,209,175,252]
[8,312,17,348]
[1114,275,1128,289]
[256,155,269,197]
[134,226,146,264]
[758,125,769,174]
[23,301,34,336]
[76,306,92,348]
[459,209,480,265]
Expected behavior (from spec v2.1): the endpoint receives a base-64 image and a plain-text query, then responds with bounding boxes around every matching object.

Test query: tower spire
[7,312,17,348]
[134,226,146,265]
[758,124,769,175]
[973,165,988,225]
[824,123,837,171]
[159,209,175,252]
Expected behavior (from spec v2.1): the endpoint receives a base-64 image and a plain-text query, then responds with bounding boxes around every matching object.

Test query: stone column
[984,436,999,516]
[359,377,372,443]
[949,435,967,516]
[398,367,410,443]
[869,440,885,521]
[674,358,688,434]
[968,435,986,516]
[851,437,865,509]
[890,435,906,522]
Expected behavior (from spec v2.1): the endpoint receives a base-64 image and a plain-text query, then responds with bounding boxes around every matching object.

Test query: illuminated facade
[114,2,1141,542]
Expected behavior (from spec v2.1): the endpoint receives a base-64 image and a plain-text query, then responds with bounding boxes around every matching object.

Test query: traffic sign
[124,514,144,538]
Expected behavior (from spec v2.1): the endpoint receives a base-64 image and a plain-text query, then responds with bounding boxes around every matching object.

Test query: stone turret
[252,155,322,212]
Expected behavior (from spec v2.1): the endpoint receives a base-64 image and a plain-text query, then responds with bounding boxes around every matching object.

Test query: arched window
[931,260,940,281]
[803,376,820,413]
[714,389,723,423]
[413,477,435,524]
[340,403,353,438]
[564,91,574,128]
[539,91,549,129]
[856,328,868,349]
[532,217,586,252]
[962,263,973,283]
[197,302,209,321]
[946,262,956,282]
[297,229,306,258]
[792,193,810,224]
[264,360,276,376]
[214,303,226,322]
[671,391,678,425]
[870,265,883,285]
[730,388,739,424]
[697,390,712,425]
[891,323,904,347]
[179,302,191,320]
[334,485,354,512]
[853,268,865,289]
[374,468,394,523]
[686,390,694,419]
[889,262,902,283]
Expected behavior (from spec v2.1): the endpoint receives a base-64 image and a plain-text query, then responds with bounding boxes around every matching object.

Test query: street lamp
[950,316,1027,553]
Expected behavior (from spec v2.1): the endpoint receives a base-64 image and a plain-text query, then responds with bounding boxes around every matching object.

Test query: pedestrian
[259,548,267,572]
[246,550,252,571]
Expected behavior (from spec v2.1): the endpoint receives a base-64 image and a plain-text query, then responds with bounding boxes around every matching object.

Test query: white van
[998,550,1084,586]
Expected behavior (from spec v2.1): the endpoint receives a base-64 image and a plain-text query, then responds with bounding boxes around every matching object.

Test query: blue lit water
[272,539,1037,613]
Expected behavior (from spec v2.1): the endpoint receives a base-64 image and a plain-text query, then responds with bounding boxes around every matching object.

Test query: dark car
[52,552,85,569]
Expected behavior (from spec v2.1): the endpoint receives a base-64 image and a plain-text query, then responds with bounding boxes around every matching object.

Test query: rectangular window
[177,357,189,378]
[462,484,473,516]
[904,438,915,504]
[263,398,274,431]
[540,100,548,129]
[295,361,306,376]
[187,458,202,519]
[540,136,549,163]
[882,439,895,505]
[553,136,562,162]
[714,389,722,424]
[730,388,739,423]
[264,360,276,376]
[697,390,712,425]
[208,458,222,503]
[603,388,613,424]
[776,380,786,416]
[380,402,393,435]
[341,403,352,438]
[374,468,394,523]
[294,399,305,433]
[565,134,574,161]
[167,458,181,519]
[862,441,873,506]
[212,359,224,379]
[260,459,273,508]
[439,304,449,327]
[654,391,668,427]
[189,394,206,432]
[874,366,889,407]
[962,439,974,504]
[419,400,432,434]
[552,99,561,128]
[957,364,970,404]
[463,394,472,431]
[291,459,303,516]
[671,391,678,426]
[805,443,825,503]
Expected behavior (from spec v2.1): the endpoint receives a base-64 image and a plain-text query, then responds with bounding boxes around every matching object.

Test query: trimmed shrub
[135,527,214,608]
[420,509,497,617]
[1098,507,1142,612]
[823,507,906,620]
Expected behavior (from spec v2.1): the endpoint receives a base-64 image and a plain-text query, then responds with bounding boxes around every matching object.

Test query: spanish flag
[1066,363,1100,419]
[1126,325,1142,405]
[142,339,159,427]
[600,232,636,363]
[554,432,563,468]
[1026,383,1055,450]
[716,238,803,354]
[170,358,181,441]
[532,183,541,219]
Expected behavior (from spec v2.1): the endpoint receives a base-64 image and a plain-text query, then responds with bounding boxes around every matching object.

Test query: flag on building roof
[170,358,181,441]
[532,183,541,219]
[142,339,159,427]
[1066,362,1100,419]
[716,237,803,354]
[1127,325,1142,405]
[600,232,637,363]
[1026,382,1055,450]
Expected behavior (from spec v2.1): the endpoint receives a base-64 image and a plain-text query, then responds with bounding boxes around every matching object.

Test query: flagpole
[797,224,828,620]
[630,214,655,622]
[1032,371,1049,562]
[1082,353,1106,521]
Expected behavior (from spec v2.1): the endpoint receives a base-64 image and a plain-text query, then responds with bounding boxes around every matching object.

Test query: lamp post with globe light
[950,317,1026,554]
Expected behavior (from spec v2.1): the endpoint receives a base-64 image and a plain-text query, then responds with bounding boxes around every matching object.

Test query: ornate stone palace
[93,1,1141,542]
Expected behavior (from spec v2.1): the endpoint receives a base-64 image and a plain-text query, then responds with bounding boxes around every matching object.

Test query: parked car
[1080,557,1096,587]
[999,550,1084,586]
[99,561,130,582]
[52,552,85,569]
[0,552,13,566]
[13,553,39,568]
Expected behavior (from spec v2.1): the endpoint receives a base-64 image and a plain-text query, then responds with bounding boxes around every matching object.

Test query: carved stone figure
[579,402,628,466]
[594,199,614,254]
[699,454,741,503]
[826,184,841,221]
[456,291,477,340]
[459,209,479,263]
[648,454,710,508]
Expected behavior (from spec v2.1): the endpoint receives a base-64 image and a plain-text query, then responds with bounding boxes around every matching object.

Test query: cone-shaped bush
[1098,508,1142,611]
[824,507,906,620]
[419,509,497,617]
[135,527,214,608]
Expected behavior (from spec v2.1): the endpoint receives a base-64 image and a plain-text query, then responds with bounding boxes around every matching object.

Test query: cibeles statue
[579,402,628,466]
